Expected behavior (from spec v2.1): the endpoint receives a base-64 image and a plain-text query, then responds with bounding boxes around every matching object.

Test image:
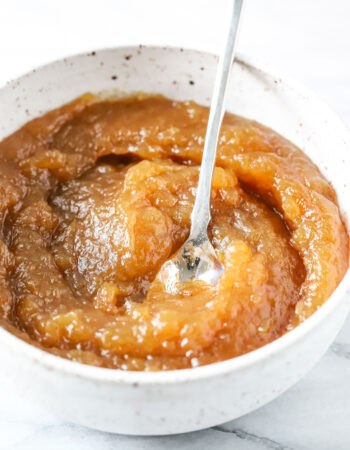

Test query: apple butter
[0,94,347,370]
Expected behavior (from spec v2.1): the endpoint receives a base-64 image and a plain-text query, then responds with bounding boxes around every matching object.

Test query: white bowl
[0,46,349,436]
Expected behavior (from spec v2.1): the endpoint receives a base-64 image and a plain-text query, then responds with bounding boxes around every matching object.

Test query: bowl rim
[0,44,349,385]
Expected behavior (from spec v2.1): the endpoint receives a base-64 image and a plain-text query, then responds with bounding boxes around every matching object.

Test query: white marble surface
[0,0,350,448]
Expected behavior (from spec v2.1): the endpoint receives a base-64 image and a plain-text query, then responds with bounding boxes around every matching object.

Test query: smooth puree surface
[0,94,347,371]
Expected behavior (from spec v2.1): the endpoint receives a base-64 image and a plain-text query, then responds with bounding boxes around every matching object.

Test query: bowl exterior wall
[0,295,348,435]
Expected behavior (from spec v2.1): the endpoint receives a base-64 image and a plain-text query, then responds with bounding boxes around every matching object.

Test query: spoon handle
[189,0,244,239]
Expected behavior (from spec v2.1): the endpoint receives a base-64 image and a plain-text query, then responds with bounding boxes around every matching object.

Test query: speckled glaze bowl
[0,46,349,436]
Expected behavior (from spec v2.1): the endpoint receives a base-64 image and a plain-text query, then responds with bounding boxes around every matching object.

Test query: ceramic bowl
[0,46,349,436]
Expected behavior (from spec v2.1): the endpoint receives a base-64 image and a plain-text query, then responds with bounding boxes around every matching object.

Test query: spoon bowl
[157,237,224,294]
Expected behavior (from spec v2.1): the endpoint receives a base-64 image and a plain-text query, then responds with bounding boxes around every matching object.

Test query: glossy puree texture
[0,94,347,370]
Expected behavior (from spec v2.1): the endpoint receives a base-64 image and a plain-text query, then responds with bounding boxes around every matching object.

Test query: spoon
[158,0,244,294]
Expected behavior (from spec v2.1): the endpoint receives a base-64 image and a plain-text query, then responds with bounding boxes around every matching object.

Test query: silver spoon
[158,0,244,294]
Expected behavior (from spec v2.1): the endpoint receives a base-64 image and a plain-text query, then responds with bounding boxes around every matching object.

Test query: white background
[0,1,350,449]
[1,0,349,124]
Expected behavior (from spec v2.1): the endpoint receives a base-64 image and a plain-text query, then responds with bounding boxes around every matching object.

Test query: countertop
[0,0,350,448]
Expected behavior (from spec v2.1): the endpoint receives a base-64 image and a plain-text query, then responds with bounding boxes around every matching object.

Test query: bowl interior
[1,47,349,221]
